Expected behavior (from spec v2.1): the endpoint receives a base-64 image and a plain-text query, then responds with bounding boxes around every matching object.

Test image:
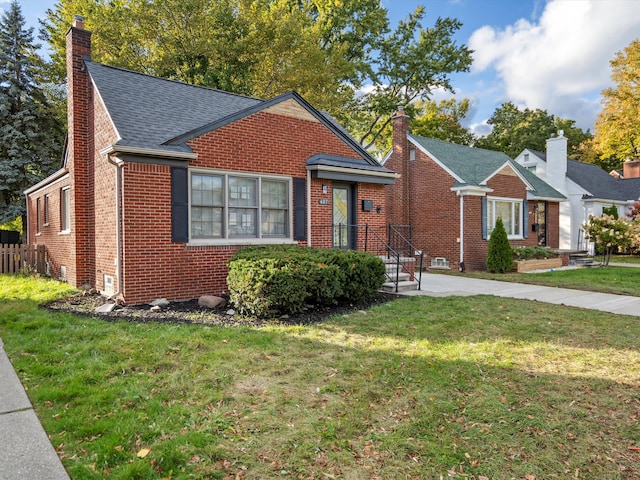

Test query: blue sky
[7,0,640,136]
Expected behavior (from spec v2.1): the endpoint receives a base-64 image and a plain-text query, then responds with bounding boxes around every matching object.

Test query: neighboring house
[24,16,396,304]
[514,133,640,250]
[383,110,565,272]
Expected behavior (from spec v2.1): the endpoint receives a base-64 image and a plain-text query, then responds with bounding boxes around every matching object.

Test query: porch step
[569,252,596,266]
[381,280,420,293]
[379,256,419,292]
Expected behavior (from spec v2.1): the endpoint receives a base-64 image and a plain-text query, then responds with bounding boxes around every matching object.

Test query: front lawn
[459,265,640,297]
[1,275,639,479]
[610,254,640,264]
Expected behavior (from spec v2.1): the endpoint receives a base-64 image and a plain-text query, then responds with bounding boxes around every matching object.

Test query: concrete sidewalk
[410,272,640,317]
[0,338,69,480]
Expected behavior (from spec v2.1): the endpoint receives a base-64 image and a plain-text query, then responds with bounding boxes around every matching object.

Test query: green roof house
[383,110,565,271]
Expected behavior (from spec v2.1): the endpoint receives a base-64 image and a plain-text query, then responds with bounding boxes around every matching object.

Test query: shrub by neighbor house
[227,246,386,318]
[486,217,513,273]
[511,246,557,260]
[583,214,633,264]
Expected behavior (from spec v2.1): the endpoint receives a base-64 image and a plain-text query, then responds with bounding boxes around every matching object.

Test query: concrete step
[387,271,411,282]
[381,280,420,293]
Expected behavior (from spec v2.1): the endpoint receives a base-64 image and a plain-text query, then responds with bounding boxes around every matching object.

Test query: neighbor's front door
[332,184,355,249]
[536,201,547,246]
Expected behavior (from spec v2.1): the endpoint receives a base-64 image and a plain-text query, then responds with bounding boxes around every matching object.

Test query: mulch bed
[43,291,399,327]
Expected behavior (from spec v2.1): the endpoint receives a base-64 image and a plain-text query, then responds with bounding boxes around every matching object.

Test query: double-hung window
[190,171,290,242]
[487,197,522,238]
[60,187,71,233]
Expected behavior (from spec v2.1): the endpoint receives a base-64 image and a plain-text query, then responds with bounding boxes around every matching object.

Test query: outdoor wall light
[322,184,328,194]
[376,205,382,214]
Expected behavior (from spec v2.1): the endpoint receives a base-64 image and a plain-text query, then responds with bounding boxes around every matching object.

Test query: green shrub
[227,246,385,318]
[486,217,513,273]
[511,246,557,260]
[320,249,387,304]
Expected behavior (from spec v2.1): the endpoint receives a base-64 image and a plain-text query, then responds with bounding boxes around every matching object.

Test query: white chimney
[545,130,567,191]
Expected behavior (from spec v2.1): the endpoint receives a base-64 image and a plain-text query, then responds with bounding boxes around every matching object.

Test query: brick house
[384,110,565,272]
[514,133,640,250]
[24,16,396,304]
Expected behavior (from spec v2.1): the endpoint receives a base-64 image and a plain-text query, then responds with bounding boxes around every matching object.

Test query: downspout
[107,155,124,299]
[459,193,465,272]
[307,169,312,247]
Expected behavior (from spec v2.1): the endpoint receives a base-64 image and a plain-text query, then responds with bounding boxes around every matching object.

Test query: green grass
[458,265,640,296]
[1,275,639,479]
[610,254,640,264]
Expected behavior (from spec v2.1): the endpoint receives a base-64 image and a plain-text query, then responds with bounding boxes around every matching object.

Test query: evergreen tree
[0,0,62,228]
[486,217,512,273]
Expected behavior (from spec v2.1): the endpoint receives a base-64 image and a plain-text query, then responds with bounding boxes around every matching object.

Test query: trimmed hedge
[227,246,386,318]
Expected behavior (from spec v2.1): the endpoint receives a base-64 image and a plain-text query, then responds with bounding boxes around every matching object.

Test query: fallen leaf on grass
[629,446,640,452]
[137,448,150,458]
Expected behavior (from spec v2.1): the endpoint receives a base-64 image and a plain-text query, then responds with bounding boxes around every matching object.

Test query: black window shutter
[523,200,529,239]
[171,167,189,242]
[481,196,488,240]
[293,177,306,241]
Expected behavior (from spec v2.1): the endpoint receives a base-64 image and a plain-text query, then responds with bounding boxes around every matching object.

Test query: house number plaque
[318,199,329,205]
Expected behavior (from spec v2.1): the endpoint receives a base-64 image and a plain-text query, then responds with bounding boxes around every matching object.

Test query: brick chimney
[623,159,640,178]
[385,109,410,226]
[66,15,95,288]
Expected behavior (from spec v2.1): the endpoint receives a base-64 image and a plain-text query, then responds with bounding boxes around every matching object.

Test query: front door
[536,201,547,246]
[332,184,355,249]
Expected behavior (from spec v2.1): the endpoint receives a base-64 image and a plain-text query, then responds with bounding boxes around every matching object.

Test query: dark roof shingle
[85,60,262,153]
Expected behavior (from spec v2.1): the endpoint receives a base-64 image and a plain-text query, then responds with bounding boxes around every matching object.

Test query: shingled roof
[408,134,565,200]
[85,60,261,153]
[529,150,640,202]
[84,58,391,176]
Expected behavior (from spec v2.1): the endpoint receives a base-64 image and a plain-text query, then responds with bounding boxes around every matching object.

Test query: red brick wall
[546,201,560,248]
[66,24,94,287]
[388,123,562,272]
[92,97,119,294]
[385,112,410,226]
[116,111,388,304]
[27,177,74,279]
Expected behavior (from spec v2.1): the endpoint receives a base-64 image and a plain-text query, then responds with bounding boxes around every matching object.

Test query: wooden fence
[0,244,47,274]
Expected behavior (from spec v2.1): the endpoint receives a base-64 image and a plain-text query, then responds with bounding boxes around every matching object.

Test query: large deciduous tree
[41,0,472,154]
[338,8,472,153]
[410,98,474,145]
[0,0,63,226]
[594,39,640,161]
[475,102,591,159]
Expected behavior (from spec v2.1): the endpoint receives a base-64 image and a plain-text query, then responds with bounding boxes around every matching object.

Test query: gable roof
[531,149,640,202]
[408,134,565,200]
[85,60,261,153]
[85,59,383,168]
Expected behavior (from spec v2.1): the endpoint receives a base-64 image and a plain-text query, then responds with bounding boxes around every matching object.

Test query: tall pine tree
[0,0,62,228]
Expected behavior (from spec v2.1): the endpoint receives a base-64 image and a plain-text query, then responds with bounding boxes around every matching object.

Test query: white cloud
[468,0,640,130]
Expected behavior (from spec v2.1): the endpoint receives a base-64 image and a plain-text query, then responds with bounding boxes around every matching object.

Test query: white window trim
[487,196,523,240]
[43,194,50,226]
[36,197,41,235]
[60,186,71,234]
[187,168,295,246]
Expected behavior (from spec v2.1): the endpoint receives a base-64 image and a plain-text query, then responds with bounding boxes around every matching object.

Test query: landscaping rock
[198,295,227,309]
[149,298,170,307]
[150,305,161,312]
[94,303,117,314]
[225,309,236,316]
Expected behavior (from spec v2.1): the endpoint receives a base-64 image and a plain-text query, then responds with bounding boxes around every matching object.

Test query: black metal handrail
[309,224,418,292]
